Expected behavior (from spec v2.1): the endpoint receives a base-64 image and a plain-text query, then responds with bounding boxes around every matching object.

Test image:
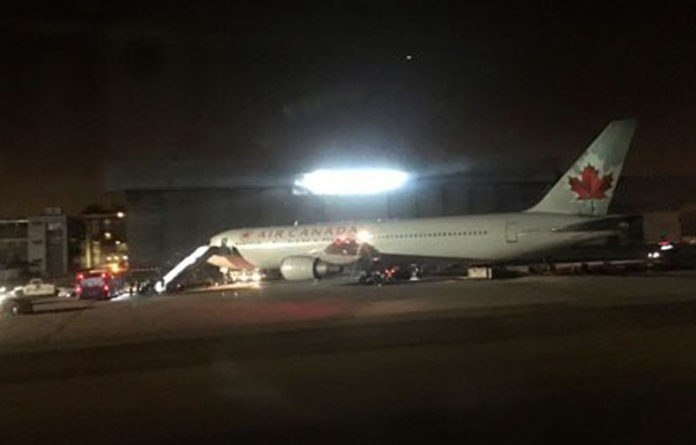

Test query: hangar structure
[106,160,696,268]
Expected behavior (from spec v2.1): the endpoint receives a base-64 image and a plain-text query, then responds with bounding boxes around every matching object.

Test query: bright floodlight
[295,168,409,195]
[356,230,373,243]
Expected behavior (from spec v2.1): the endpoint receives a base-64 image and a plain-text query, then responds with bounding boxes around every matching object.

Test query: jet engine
[279,256,343,281]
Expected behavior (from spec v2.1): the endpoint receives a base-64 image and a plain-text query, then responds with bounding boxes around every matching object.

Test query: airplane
[205,119,637,282]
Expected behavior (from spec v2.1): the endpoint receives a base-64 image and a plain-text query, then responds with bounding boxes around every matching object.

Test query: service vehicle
[1,295,33,316]
[75,270,126,300]
[12,278,57,297]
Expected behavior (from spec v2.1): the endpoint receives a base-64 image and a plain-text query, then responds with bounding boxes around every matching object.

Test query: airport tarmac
[1,273,696,443]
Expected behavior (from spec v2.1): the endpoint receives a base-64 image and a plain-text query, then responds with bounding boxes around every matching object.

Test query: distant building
[77,209,128,272]
[0,208,129,280]
[0,208,68,278]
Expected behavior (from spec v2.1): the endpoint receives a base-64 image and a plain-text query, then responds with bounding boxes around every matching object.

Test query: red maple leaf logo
[568,165,613,200]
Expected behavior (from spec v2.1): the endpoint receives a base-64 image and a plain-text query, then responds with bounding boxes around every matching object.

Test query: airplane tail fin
[527,119,637,216]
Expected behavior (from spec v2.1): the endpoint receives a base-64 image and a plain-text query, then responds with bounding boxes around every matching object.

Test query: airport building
[107,162,695,268]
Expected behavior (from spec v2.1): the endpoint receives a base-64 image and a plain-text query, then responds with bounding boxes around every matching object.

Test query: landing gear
[358,270,385,286]
[358,263,422,285]
[408,263,422,281]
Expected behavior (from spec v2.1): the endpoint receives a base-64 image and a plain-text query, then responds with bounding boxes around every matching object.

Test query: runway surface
[1,274,696,443]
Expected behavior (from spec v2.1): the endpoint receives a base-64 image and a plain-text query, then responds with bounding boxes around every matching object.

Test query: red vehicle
[75,270,124,300]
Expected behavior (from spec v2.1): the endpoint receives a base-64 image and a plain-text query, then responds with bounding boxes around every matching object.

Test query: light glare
[295,168,409,195]
[356,230,373,243]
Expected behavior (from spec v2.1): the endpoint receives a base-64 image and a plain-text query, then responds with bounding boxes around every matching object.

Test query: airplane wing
[313,239,379,265]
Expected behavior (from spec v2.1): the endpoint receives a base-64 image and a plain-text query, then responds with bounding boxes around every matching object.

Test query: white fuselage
[210,212,608,270]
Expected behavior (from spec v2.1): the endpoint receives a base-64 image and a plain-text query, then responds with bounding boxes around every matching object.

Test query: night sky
[1,1,695,216]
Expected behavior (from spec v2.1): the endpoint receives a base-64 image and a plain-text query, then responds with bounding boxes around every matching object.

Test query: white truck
[13,278,57,298]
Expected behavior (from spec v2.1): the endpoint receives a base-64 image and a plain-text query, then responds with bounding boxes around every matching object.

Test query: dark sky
[1,1,695,216]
